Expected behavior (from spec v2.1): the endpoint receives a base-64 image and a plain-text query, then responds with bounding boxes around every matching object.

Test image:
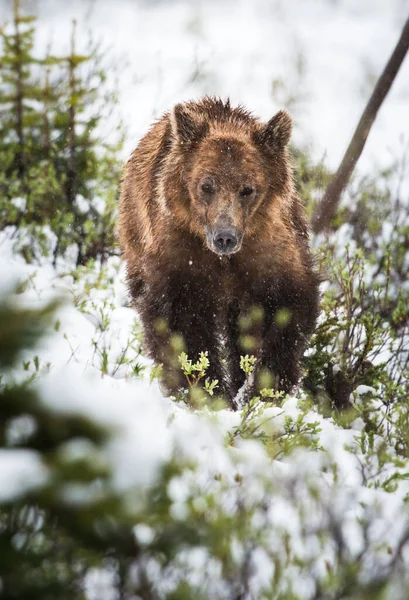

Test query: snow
[3,0,408,174]
[84,567,117,600]
[133,523,155,545]
[1,224,409,596]
[0,449,48,503]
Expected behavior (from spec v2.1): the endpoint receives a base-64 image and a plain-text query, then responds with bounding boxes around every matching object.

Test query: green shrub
[0,5,123,265]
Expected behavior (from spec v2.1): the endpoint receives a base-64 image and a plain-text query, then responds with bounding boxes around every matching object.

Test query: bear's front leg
[232,287,318,401]
[226,301,264,402]
[257,296,318,396]
[259,316,303,395]
[139,276,226,398]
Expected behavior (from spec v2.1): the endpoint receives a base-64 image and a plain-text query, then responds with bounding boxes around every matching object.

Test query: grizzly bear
[119,97,320,406]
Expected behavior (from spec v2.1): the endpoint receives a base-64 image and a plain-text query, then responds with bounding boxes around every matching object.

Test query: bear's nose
[213,228,238,254]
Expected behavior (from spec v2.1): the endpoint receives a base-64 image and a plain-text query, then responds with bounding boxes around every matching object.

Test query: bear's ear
[171,103,208,145]
[256,109,292,151]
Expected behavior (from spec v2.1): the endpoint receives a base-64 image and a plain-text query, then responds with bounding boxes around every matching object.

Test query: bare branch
[311,16,409,234]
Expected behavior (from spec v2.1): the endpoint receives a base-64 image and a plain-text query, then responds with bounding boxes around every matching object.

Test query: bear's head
[169,99,293,256]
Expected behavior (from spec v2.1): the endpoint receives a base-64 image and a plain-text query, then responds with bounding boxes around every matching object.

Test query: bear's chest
[153,231,285,305]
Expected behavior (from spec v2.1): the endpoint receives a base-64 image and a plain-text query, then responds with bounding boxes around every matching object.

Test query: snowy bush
[2,219,409,599]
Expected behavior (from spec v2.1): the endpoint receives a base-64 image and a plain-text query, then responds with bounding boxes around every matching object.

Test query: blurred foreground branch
[311,15,409,234]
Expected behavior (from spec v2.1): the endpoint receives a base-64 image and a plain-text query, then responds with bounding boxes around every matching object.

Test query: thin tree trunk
[67,19,78,207]
[43,65,51,157]
[13,0,25,180]
[311,16,409,234]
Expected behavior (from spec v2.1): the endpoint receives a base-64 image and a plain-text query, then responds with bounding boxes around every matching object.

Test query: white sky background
[2,0,409,173]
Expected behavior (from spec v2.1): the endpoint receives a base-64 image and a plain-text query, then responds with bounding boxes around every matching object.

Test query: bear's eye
[201,182,215,194]
[240,186,255,198]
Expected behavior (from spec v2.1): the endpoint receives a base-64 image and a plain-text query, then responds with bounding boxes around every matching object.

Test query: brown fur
[119,97,320,404]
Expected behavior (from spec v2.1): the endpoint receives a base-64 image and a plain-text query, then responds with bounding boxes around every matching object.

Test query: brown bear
[119,97,320,406]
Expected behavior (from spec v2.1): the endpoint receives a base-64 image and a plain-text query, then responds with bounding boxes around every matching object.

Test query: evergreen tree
[0,3,124,264]
[0,0,46,198]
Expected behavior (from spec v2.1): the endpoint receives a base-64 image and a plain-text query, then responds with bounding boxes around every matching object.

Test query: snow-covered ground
[2,225,409,597]
[8,0,408,172]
